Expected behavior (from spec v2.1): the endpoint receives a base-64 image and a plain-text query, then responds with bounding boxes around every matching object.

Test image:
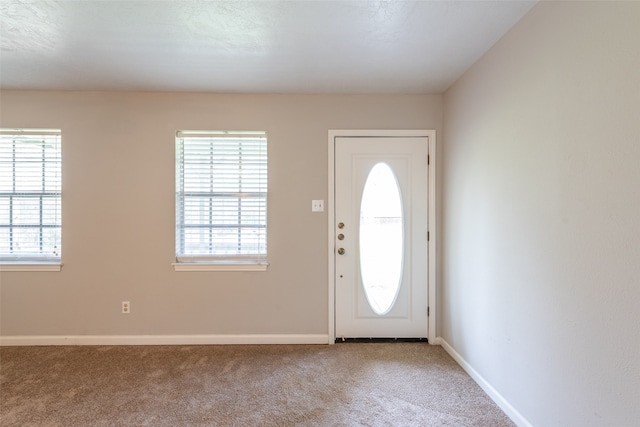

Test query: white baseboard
[0,334,330,346]
[437,337,532,427]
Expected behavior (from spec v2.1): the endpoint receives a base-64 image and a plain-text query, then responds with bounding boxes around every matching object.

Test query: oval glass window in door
[359,162,404,315]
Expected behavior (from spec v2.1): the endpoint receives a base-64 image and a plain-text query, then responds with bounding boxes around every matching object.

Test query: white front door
[334,136,428,338]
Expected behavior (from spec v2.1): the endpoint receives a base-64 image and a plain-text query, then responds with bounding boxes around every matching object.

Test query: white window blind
[176,131,267,262]
[0,129,62,262]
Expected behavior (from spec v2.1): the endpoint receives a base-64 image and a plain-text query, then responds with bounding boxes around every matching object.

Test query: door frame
[328,130,437,344]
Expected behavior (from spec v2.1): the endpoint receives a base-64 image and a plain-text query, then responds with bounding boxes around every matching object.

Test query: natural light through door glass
[359,163,404,315]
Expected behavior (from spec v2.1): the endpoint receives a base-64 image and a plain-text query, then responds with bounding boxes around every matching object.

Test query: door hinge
[427,306,430,317]
[427,231,430,241]
[427,155,430,165]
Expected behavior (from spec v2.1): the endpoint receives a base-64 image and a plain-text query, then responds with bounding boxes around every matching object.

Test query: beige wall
[443,2,640,425]
[0,91,442,337]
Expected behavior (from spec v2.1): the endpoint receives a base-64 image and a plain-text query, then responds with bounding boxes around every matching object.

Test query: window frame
[0,128,62,271]
[174,130,268,272]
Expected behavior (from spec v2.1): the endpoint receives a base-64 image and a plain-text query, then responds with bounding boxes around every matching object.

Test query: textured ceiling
[0,1,536,94]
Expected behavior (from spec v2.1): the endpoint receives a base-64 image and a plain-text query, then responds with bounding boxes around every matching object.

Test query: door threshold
[335,337,428,343]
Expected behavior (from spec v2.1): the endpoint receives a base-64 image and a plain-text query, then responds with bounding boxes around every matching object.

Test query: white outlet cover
[312,200,324,212]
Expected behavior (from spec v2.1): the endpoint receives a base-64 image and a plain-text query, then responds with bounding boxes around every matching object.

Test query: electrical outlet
[122,301,130,314]
[312,200,324,212]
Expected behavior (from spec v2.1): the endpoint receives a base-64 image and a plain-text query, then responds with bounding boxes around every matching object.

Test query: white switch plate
[312,200,324,212]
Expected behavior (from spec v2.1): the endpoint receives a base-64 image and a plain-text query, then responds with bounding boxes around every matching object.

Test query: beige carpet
[0,343,514,426]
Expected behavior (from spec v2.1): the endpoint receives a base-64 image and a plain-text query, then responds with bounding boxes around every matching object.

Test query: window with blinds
[175,131,267,262]
[0,129,62,263]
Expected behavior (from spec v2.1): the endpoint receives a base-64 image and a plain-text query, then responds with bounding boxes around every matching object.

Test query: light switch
[312,200,324,212]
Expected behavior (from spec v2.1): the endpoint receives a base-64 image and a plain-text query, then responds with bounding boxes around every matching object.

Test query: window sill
[172,261,269,272]
[0,263,63,272]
